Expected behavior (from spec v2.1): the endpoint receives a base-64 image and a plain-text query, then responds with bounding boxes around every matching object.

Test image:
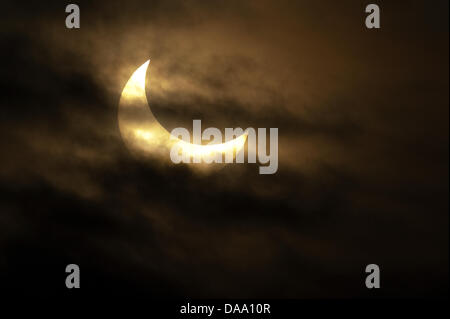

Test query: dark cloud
[0,0,448,298]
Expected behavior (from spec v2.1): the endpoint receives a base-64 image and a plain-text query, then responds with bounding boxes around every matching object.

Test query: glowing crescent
[118,60,247,161]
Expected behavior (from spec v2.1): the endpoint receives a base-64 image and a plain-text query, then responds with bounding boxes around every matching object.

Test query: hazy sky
[0,0,448,297]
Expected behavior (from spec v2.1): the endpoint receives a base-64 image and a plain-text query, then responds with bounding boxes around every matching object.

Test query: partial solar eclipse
[118,60,247,161]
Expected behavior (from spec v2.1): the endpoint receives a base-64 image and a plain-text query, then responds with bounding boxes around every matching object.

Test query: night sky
[0,0,448,298]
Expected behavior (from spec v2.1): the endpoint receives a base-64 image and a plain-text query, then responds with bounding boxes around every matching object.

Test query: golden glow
[121,60,149,99]
[134,129,154,140]
[118,60,247,161]
[175,133,247,157]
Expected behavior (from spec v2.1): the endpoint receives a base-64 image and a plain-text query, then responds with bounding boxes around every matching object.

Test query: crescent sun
[118,60,247,160]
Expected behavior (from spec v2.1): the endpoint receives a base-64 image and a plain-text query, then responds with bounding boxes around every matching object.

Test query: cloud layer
[0,0,448,297]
